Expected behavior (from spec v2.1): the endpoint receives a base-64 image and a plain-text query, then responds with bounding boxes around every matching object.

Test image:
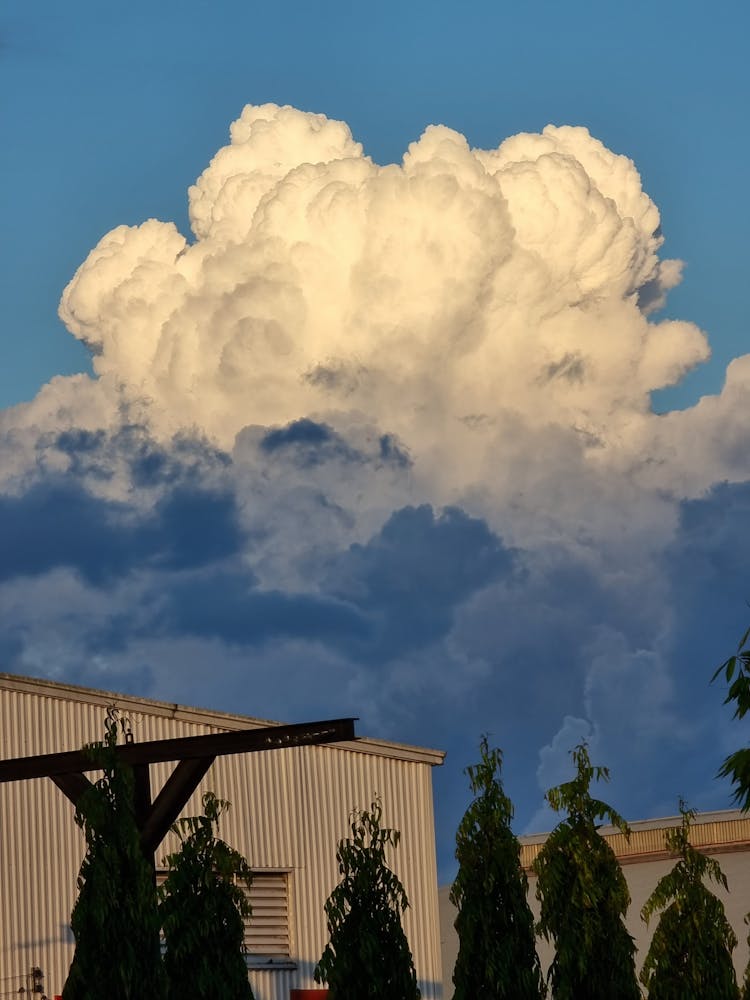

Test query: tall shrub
[712,622,750,996]
[640,800,738,1000]
[159,792,254,1000]
[533,743,639,1000]
[450,737,545,1000]
[713,623,750,807]
[315,798,420,1000]
[63,717,166,1000]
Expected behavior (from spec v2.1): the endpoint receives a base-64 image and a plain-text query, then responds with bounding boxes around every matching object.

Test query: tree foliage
[314,798,421,1000]
[741,918,750,1000]
[713,622,750,998]
[713,623,750,808]
[159,791,254,1000]
[639,800,738,1000]
[63,716,166,1000]
[450,737,545,1000]
[533,743,639,1000]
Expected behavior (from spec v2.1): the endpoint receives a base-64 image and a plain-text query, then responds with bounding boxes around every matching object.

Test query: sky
[2,1,750,882]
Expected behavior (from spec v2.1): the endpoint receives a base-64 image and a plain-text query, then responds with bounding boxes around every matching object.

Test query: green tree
[713,623,750,998]
[741,919,750,1000]
[712,623,750,808]
[450,737,545,1000]
[533,743,640,1000]
[640,800,738,1000]
[63,716,166,1000]
[314,798,421,1000]
[159,791,254,1000]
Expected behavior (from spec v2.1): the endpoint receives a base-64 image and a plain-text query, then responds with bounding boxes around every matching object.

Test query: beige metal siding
[0,677,443,1000]
[288,742,443,999]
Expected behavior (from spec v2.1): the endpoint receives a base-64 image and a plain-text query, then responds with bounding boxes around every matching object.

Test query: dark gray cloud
[148,487,241,570]
[0,480,134,585]
[63,661,157,700]
[256,418,412,472]
[51,423,231,488]
[326,504,516,661]
[0,456,241,585]
[160,568,368,646]
[0,428,241,585]
[656,481,750,807]
[260,418,364,468]
[664,480,750,699]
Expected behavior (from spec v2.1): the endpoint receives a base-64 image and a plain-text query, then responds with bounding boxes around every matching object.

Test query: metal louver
[246,871,291,960]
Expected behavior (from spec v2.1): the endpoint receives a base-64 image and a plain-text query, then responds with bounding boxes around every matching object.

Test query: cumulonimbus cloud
[2,104,749,862]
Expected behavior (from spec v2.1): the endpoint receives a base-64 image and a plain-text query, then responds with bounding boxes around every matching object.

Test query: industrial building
[0,672,444,1000]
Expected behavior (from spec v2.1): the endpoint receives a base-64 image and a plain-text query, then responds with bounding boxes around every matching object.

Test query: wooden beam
[133,763,152,829]
[140,756,215,856]
[51,771,94,808]
[0,718,357,783]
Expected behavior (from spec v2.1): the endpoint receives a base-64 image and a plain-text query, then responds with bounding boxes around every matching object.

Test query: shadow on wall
[15,923,74,949]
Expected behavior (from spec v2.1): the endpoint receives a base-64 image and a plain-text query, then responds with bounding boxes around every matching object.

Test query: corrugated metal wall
[0,680,443,1000]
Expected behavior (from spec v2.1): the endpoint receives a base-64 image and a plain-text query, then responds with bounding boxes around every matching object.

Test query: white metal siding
[0,679,443,1000]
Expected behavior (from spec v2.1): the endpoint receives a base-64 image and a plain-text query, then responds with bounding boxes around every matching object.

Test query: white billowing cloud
[634,354,750,495]
[525,714,596,833]
[188,104,366,243]
[54,104,717,498]
[536,714,596,788]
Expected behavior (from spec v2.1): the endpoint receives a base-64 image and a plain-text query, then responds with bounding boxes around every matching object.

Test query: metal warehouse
[0,672,444,1000]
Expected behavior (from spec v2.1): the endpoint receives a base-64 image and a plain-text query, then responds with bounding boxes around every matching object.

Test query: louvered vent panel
[246,872,290,957]
[156,869,291,961]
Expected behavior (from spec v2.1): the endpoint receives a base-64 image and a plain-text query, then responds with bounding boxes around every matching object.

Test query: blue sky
[4,1,748,409]
[2,0,750,881]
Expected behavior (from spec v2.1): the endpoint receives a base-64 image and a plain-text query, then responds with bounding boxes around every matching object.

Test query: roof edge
[520,807,749,844]
[0,671,444,767]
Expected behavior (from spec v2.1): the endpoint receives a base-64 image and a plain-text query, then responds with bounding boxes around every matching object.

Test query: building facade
[0,673,444,1000]
[439,809,750,995]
